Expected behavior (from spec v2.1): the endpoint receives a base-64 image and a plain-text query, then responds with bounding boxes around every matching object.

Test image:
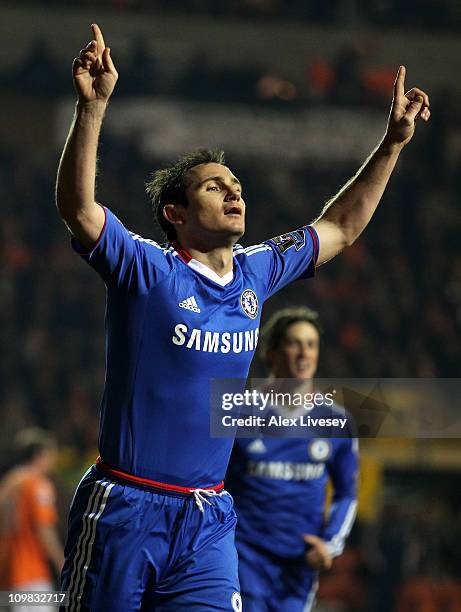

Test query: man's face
[180,163,245,243]
[269,321,320,380]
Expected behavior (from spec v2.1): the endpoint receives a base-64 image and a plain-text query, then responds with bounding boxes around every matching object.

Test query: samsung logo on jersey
[247,460,325,481]
[172,324,259,353]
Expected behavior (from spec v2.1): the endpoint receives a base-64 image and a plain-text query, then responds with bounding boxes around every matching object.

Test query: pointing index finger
[393,65,405,100]
[91,23,106,54]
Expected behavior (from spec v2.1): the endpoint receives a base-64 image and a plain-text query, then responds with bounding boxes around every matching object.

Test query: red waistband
[96,457,224,494]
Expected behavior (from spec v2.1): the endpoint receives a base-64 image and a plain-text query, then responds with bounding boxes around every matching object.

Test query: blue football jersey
[72,207,319,488]
[227,410,358,558]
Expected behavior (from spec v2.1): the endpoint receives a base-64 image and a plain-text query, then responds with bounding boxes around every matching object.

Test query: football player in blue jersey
[55,23,429,611]
[227,307,358,611]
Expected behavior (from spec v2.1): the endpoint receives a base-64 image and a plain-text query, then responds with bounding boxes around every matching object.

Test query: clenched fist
[303,534,333,571]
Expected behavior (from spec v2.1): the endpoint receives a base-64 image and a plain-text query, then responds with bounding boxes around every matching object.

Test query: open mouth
[224,207,242,216]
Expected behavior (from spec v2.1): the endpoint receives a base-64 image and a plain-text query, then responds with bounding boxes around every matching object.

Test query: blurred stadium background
[1,1,461,610]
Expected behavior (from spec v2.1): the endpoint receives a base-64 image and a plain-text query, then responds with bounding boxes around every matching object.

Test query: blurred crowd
[0,36,424,109]
[14,0,461,29]
[316,486,461,611]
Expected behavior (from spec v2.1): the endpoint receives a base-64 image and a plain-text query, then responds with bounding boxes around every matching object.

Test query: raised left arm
[313,65,430,266]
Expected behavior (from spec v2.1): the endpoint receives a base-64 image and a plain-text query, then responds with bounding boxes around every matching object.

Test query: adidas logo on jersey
[247,439,266,453]
[179,296,201,313]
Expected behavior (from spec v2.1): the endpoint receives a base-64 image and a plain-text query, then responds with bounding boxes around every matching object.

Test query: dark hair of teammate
[146,149,226,241]
[260,306,323,366]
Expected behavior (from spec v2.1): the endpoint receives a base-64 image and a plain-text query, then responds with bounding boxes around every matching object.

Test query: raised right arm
[56,24,118,250]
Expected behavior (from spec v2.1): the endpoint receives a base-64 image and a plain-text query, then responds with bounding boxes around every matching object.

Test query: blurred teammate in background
[55,22,429,611]
[227,307,358,611]
[0,429,63,610]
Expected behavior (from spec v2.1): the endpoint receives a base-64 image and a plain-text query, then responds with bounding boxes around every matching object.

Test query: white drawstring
[190,488,226,512]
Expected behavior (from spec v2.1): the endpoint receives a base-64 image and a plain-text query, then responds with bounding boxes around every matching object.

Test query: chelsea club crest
[308,439,331,461]
[240,289,258,319]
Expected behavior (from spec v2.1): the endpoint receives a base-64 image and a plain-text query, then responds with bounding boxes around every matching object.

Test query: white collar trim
[187,258,234,286]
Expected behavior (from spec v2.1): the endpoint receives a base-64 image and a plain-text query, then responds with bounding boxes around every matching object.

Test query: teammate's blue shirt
[73,207,319,488]
[226,410,358,558]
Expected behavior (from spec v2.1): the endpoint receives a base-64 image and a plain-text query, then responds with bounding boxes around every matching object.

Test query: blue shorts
[236,538,318,612]
[61,465,241,611]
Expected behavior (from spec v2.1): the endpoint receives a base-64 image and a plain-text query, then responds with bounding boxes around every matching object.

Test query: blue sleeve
[71,207,172,291]
[241,225,319,299]
[323,438,359,558]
